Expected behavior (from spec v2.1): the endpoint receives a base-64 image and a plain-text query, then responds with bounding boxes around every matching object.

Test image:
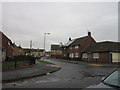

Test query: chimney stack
[88,32,91,36]
[69,38,72,41]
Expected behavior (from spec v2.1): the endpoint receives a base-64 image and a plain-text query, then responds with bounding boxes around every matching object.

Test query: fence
[2,55,35,71]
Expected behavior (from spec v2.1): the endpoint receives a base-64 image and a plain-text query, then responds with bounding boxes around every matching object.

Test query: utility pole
[30,40,32,55]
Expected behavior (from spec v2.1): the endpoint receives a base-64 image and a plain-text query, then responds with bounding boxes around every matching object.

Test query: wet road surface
[2,59,116,88]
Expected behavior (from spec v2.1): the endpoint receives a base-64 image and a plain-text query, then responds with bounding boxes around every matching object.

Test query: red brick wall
[82,53,109,63]
[99,53,109,63]
[0,32,2,45]
[1,32,14,56]
[79,36,96,54]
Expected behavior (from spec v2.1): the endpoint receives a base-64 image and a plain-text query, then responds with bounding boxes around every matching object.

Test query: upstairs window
[75,45,79,49]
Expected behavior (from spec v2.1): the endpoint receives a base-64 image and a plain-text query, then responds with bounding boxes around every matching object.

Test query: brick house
[82,41,120,63]
[0,31,14,60]
[13,43,25,56]
[62,32,96,60]
[23,48,45,56]
[51,44,63,59]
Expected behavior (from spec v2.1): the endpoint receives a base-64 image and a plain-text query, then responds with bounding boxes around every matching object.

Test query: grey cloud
[2,2,118,50]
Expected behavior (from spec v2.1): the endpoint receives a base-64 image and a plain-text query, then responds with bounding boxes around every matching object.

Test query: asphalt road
[2,59,117,88]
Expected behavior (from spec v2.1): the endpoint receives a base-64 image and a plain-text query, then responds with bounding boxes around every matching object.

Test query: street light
[44,33,50,52]
[30,40,34,55]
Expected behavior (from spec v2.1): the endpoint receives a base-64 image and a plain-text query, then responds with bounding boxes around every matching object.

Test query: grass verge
[2,61,26,69]
[36,59,53,64]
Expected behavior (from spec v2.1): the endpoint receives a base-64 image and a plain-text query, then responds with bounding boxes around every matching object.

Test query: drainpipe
[109,52,112,63]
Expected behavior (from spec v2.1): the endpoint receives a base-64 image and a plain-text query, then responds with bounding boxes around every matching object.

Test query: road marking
[89,64,103,67]
[46,64,60,67]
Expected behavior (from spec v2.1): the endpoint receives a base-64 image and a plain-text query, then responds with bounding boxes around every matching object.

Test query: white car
[86,68,120,89]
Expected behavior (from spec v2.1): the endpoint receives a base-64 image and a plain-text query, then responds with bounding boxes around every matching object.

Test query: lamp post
[30,40,34,55]
[44,33,50,52]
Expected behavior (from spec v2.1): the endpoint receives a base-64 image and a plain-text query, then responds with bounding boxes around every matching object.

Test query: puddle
[82,71,105,78]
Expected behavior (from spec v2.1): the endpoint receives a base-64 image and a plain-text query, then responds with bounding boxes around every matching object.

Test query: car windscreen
[102,69,120,88]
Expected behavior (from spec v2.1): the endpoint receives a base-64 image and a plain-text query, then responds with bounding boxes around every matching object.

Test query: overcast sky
[2,2,118,51]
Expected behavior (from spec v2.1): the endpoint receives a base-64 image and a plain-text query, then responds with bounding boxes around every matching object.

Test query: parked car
[45,55,50,58]
[86,68,120,89]
[34,55,41,59]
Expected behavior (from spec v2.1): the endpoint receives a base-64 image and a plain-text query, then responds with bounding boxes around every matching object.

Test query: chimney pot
[69,38,72,41]
[88,32,91,36]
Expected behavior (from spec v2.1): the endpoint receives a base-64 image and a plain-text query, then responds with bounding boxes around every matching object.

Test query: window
[64,54,66,57]
[69,53,74,58]
[75,45,79,49]
[82,53,87,58]
[69,53,71,58]
[93,53,99,59]
[71,53,74,58]
[103,69,120,87]
[75,53,79,57]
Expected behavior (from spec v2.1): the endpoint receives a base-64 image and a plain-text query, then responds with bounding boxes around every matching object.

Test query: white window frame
[69,53,74,58]
[82,53,87,58]
[69,53,71,58]
[71,53,74,58]
[75,53,79,58]
[93,53,99,59]
[75,45,79,49]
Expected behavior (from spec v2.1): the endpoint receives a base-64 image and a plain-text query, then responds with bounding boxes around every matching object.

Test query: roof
[23,48,44,52]
[64,36,88,47]
[64,39,75,46]
[0,31,13,44]
[64,32,94,47]
[70,36,87,46]
[83,41,120,53]
[51,45,62,50]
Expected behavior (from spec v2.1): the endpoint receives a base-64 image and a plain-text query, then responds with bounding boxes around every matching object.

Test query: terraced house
[82,41,120,63]
[62,32,96,60]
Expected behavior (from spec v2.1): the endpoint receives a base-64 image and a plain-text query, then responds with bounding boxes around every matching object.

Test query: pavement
[51,58,120,68]
[2,61,61,82]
